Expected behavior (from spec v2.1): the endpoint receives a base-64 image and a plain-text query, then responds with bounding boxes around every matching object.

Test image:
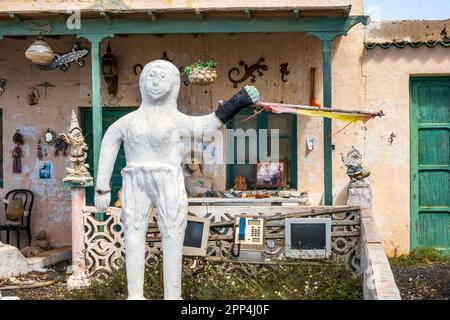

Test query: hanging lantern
[25,37,55,65]
[101,42,119,97]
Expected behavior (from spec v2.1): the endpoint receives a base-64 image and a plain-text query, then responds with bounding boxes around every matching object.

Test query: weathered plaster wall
[0,36,91,247]
[362,45,450,255]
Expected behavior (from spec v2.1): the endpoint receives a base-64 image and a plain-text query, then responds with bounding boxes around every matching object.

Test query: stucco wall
[0,36,91,247]
[362,45,450,255]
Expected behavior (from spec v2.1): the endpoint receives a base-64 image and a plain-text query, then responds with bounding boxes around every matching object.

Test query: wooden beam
[0,16,369,37]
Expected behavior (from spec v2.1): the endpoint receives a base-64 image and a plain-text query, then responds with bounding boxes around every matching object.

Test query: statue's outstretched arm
[94,121,122,212]
[176,86,260,137]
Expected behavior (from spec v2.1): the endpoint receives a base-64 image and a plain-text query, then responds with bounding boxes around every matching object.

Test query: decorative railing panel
[83,206,361,277]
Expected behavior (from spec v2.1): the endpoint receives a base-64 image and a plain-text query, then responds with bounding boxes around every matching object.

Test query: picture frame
[254,162,286,188]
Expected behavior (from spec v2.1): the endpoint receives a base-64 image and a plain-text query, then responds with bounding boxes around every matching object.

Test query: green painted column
[78,34,108,181]
[322,39,333,205]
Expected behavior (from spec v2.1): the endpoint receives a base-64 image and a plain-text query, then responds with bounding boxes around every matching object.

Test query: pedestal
[64,179,93,290]
[347,185,372,209]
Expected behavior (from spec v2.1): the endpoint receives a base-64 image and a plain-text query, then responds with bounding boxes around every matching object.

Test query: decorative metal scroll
[83,206,361,277]
[228,58,268,88]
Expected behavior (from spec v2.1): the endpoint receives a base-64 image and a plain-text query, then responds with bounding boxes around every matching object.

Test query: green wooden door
[410,77,450,254]
[81,107,136,206]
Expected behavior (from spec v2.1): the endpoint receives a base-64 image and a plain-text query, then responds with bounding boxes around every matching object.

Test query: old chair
[0,189,34,249]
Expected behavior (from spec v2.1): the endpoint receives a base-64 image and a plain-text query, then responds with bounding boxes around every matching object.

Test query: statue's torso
[120,108,183,167]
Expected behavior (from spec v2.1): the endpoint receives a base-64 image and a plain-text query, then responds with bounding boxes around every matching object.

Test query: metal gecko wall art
[34,42,89,72]
[228,58,268,88]
[0,78,6,96]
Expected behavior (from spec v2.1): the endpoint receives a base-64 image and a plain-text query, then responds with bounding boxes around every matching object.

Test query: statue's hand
[94,191,111,212]
[244,85,261,105]
[215,85,261,124]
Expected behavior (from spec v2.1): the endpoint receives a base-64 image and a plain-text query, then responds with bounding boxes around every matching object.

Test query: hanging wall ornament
[54,134,69,157]
[12,130,24,174]
[37,82,55,99]
[12,146,23,174]
[37,139,44,160]
[280,63,290,83]
[33,42,89,72]
[41,128,57,146]
[0,78,6,96]
[228,57,268,88]
[27,87,40,105]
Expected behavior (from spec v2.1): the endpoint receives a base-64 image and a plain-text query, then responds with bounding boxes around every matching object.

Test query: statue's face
[140,60,180,104]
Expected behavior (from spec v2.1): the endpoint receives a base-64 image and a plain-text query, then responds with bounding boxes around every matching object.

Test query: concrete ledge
[360,209,401,300]
[27,246,71,271]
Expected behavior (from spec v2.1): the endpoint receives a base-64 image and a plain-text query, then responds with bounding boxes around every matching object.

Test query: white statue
[94,59,259,300]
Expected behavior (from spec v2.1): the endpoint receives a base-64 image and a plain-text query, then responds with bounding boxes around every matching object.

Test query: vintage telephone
[232,215,266,261]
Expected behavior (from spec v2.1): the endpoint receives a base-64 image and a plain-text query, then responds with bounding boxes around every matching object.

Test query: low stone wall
[360,209,401,300]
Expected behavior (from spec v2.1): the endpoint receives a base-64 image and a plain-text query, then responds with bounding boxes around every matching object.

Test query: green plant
[57,259,362,300]
[389,247,450,268]
[184,60,218,76]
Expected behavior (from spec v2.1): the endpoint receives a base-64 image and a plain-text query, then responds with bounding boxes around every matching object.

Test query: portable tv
[285,218,331,259]
[182,215,210,256]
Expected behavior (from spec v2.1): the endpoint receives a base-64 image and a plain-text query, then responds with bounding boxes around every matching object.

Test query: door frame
[409,76,450,252]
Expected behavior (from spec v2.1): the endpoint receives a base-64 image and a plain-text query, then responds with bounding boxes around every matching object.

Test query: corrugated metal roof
[365,19,450,49]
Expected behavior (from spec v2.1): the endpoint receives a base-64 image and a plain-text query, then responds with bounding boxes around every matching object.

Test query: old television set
[182,215,210,256]
[285,218,331,259]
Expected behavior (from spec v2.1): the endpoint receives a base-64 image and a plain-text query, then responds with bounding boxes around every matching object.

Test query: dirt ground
[0,261,70,300]
[392,263,450,300]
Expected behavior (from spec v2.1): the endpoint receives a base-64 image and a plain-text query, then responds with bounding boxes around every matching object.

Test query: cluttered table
[188,197,308,206]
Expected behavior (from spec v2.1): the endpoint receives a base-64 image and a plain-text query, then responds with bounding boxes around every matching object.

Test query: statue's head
[139,60,180,106]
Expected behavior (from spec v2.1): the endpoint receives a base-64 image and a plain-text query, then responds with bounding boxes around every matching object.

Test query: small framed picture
[255,162,286,188]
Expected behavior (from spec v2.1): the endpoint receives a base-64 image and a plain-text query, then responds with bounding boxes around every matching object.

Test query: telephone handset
[232,215,266,257]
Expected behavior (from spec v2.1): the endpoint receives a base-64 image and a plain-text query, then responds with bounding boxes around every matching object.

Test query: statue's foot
[126,295,147,300]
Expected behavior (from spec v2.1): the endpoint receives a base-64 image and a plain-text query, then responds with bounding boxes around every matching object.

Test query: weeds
[61,259,362,300]
[389,248,450,268]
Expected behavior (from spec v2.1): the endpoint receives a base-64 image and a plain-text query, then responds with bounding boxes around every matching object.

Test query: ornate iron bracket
[228,57,268,88]
[280,63,290,83]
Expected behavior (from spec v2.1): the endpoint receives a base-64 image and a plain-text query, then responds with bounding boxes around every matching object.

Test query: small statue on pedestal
[341,146,371,188]
[60,110,92,183]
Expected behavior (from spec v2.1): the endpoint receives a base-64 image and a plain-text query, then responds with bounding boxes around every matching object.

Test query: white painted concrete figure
[95,60,260,300]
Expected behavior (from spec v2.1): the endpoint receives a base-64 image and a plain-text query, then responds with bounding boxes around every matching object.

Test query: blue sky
[365,0,450,20]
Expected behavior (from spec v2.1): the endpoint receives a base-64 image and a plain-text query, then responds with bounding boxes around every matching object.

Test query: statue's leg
[121,167,153,300]
[148,166,187,300]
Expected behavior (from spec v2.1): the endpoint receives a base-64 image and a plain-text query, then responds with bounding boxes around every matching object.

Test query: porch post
[321,39,333,205]
[79,34,109,180]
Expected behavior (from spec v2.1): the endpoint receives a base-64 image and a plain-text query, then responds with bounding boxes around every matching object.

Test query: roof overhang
[0,5,369,41]
[0,5,353,21]
[365,19,450,49]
